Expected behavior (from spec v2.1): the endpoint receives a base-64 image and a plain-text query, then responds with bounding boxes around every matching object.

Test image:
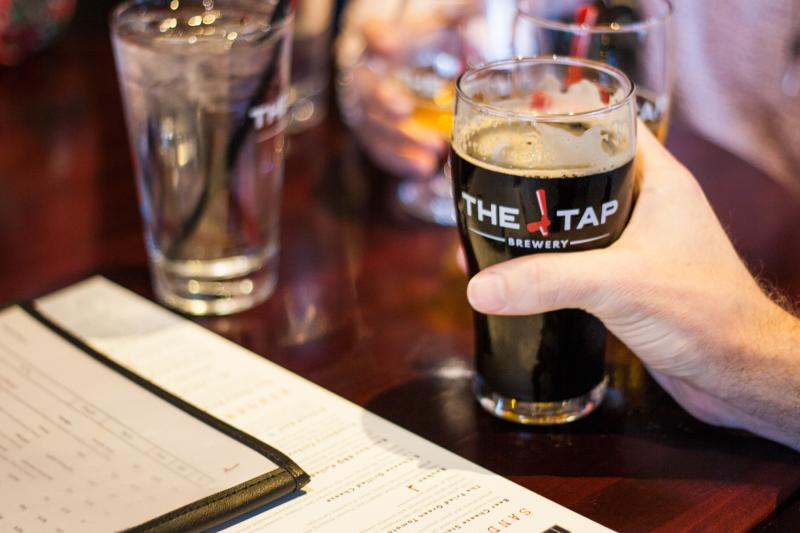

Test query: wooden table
[1,5,799,531]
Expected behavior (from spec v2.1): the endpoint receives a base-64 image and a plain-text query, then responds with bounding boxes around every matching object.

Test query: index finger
[360,10,465,60]
[636,119,696,193]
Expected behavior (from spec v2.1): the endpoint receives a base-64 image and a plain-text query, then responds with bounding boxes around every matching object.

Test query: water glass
[515,0,673,140]
[111,0,292,315]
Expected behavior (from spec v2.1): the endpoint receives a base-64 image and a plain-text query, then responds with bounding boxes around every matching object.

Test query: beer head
[453,57,636,176]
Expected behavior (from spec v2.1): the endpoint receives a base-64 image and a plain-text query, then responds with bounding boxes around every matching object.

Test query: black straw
[166,0,291,261]
[225,0,290,171]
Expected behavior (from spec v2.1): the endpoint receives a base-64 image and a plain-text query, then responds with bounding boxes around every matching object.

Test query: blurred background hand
[335,1,475,180]
[343,54,446,179]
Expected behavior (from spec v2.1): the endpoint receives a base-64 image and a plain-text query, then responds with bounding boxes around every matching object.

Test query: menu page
[37,277,611,533]
[0,306,278,532]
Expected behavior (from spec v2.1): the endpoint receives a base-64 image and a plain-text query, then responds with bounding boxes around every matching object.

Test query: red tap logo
[526,189,551,237]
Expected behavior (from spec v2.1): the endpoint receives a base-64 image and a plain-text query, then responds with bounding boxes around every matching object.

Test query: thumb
[466,249,617,315]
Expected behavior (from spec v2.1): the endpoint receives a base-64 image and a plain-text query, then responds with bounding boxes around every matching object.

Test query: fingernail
[467,272,507,313]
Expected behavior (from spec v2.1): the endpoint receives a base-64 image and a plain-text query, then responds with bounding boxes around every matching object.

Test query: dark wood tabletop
[1,4,799,532]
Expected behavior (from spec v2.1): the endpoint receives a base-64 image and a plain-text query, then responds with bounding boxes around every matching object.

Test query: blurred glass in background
[515,0,673,141]
[386,0,518,226]
[334,0,671,226]
[289,0,334,132]
[390,0,471,226]
[336,0,514,226]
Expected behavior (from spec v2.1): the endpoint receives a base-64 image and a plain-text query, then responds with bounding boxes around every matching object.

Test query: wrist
[711,294,800,447]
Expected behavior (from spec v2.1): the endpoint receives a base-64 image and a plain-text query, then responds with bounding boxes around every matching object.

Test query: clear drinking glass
[390,2,468,226]
[393,0,520,226]
[451,57,637,424]
[111,0,292,315]
[289,0,334,133]
[515,0,672,141]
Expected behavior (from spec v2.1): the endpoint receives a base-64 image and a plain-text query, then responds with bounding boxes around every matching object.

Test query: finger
[624,120,709,239]
[636,119,674,170]
[361,16,459,60]
[466,249,616,316]
[352,65,414,119]
[361,112,446,155]
[373,79,415,118]
[633,143,644,197]
[362,20,408,59]
[356,135,441,179]
[635,119,697,193]
[456,246,467,274]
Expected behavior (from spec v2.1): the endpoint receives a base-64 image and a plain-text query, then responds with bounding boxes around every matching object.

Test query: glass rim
[110,0,293,41]
[517,0,673,34]
[455,56,636,122]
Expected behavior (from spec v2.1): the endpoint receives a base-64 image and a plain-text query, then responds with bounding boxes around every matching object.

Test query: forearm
[713,300,800,450]
[630,281,800,451]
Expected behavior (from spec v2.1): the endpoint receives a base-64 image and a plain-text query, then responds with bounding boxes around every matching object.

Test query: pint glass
[515,0,672,141]
[451,57,637,424]
[112,0,292,315]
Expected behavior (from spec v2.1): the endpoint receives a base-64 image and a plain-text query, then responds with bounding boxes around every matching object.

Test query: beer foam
[454,120,633,178]
[538,77,600,113]
[453,78,634,177]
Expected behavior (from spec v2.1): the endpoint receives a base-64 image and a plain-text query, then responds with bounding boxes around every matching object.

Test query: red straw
[566,4,599,84]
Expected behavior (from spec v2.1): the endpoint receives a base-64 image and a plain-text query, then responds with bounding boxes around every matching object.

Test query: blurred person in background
[336,0,483,179]
[335,0,800,452]
[335,0,800,195]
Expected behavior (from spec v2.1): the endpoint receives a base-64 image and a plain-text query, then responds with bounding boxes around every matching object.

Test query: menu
[0,306,287,532]
[32,277,611,532]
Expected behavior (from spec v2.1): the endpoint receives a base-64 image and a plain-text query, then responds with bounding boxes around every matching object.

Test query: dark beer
[452,57,637,423]
[451,122,635,405]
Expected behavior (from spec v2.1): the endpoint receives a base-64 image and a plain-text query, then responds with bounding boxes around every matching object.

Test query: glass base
[150,251,278,316]
[474,375,608,425]
[397,174,456,226]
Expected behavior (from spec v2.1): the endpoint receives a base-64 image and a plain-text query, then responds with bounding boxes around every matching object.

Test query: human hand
[465,124,800,450]
[336,15,455,178]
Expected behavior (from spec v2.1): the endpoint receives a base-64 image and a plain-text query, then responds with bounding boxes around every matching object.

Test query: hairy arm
[657,301,800,451]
